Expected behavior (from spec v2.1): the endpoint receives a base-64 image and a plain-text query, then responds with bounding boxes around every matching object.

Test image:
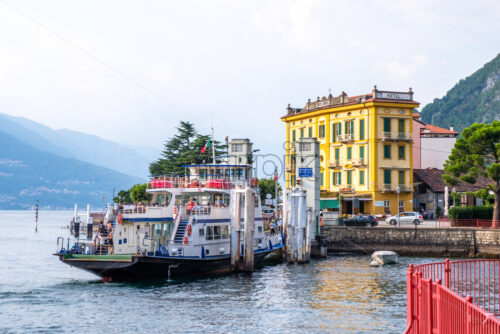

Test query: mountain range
[421,53,500,133]
[0,114,159,209]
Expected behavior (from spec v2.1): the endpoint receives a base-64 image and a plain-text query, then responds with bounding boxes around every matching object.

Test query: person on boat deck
[107,227,114,255]
[216,196,223,207]
[186,198,195,213]
[193,199,200,211]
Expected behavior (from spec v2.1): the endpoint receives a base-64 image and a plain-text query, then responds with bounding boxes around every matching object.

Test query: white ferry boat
[55,139,284,281]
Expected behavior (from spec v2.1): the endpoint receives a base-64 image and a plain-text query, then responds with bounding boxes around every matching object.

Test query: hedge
[448,206,493,220]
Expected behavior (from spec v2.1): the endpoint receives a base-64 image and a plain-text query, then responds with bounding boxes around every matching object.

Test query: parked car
[343,215,378,227]
[385,212,423,225]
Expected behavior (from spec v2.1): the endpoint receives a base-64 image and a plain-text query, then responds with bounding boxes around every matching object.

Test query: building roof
[414,168,492,193]
[421,123,458,135]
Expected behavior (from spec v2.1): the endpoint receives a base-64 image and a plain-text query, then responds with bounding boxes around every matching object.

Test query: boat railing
[148,174,253,190]
[121,205,147,214]
[191,205,211,216]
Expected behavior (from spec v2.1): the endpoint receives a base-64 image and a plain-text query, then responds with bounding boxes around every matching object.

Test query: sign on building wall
[375,91,412,100]
[374,201,385,207]
[298,167,313,177]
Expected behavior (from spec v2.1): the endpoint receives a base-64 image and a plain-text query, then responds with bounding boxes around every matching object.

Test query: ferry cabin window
[258,226,262,233]
[156,192,172,206]
[206,226,214,240]
[232,144,243,153]
[222,225,229,239]
[199,228,205,238]
[214,226,222,240]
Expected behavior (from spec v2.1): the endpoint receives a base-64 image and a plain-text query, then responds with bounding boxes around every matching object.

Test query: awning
[320,199,339,209]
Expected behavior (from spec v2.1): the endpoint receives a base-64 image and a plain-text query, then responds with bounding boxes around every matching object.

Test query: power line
[0,0,189,118]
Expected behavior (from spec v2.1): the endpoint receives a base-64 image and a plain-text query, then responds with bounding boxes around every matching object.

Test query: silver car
[386,212,423,225]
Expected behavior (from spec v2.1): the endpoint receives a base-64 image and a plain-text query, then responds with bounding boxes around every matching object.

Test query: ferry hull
[57,248,282,281]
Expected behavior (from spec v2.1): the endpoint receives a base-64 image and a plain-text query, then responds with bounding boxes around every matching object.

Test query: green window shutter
[337,123,341,135]
[384,118,391,132]
[384,170,391,184]
[338,171,341,185]
[335,148,339,160]
[308,127,312,137]
[360,146,364,159]
[398,119,405,134]
[300,128,304,138]
[347,147,352,160]
[319,124,325,138]
[344,122,348,134]
[292,130,296,142]
[320,172,324,186]
[350,120,354,135]
[332,172,336,185]
[399,171,404,185]
[398,146,405,159]
[347,171,352,185]
[359,170,365,185]
[332,123,336,142]
[359,119,365,140]
[384,145,391,159]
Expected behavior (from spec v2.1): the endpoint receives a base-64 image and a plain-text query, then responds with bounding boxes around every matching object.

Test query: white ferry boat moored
[55,139,284,281]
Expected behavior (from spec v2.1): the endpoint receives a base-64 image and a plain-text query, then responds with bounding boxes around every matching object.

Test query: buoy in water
[370,260,380,267]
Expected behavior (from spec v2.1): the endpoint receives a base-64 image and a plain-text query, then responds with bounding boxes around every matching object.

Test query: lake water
[0,210,440,333]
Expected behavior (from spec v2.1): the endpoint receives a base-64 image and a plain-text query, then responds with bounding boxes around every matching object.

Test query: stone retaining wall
[321,226,500,258]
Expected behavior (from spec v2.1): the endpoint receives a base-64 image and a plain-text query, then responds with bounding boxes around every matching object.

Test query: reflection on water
[0,210,441,333]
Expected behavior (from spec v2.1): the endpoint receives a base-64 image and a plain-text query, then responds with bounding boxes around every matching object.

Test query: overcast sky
[1,0,500,166]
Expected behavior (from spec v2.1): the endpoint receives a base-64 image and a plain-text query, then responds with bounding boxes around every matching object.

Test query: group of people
[94,220,113,254]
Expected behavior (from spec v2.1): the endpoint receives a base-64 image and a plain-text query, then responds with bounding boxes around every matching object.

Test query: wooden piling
[242,187,255,272]
[230,191,242,271]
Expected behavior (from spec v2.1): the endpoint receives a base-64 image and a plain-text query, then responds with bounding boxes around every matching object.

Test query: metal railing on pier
[148,174,251,190]
[405,259,500,333]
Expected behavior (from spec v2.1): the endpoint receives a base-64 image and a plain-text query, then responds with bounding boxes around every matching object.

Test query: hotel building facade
[281,87,420,215]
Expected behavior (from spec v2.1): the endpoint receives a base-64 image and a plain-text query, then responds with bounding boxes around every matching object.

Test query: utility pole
[35,200,39,232]
[211,114,216,164]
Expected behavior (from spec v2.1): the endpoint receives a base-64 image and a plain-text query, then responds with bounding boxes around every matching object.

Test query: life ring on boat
[116,213,123,224]
[187,224,192,236]
[183,236,188,245]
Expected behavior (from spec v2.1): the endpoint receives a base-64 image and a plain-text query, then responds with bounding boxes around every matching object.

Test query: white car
[386,212,423,225]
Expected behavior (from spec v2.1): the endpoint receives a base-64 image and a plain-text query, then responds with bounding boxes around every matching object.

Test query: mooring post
[230,190,242,271]
[305,207,312,262]
[297,190,306,263]
[283,189,291,261]
[242,186,255,272]
[288,191,296,263]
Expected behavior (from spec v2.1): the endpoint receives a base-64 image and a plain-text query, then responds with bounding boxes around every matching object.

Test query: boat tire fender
[187,224,192,236]
[183,236,188,245]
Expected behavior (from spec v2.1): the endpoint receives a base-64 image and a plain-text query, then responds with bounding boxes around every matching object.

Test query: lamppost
[396,185,401,227]
[452,187,457,207]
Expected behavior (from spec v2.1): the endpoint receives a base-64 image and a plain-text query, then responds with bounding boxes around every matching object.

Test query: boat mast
[211,114,216,164]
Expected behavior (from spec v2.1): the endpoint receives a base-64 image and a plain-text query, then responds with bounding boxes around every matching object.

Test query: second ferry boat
[55,139,284,281]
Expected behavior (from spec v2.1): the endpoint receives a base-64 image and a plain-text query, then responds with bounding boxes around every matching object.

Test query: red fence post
[407,264,414,330]
[435,279,442,333]
[445,258,451,288]
[466,296,473,334]
[417,272,423,333]
[427,279,433,334]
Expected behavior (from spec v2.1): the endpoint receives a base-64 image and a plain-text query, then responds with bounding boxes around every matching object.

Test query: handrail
[405,259,500,333]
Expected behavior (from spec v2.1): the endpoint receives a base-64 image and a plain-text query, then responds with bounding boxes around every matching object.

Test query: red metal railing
[405,259,500,333]
[437,218,500,229]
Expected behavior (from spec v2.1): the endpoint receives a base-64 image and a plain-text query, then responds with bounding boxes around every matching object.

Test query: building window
[231,144,243,152]
[345,120,354,136]
[337,171,341,185]
[384,170,391,185]
[335,148,340,161]
[347,146,352,160]
[384,145,391,159]
[384,200,391,214]
[300,128,304,138]
[399,200,405,213]
[359,145,365,160]
[398,145,405,159]
[291,175,296,187]
[308,127,312,137]
[346,170,352,185]
[399,170,405,185]
[320,172,324,186]
[332,123,336,142]
[359,170,365,185]
[292,130,296,142]
[319,124,325,138]
[359,119,365,140]
[398,119,405,134]
[383,118,391,132]
[337,122,342,137]
[332,172,336,185]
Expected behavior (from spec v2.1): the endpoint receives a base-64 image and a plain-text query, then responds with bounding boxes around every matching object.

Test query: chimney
[450,125,454,132]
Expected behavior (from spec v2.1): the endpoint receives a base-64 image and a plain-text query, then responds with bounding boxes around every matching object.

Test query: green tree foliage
[149,121,226,175]
[258,178,280,203]
[421,54,500,133]
[114,189,132,204]
[448,206,493,220]
[443,121,500,221]
[129,183,152,203]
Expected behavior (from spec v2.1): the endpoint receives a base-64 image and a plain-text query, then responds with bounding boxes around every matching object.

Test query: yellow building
[281,87,419,215]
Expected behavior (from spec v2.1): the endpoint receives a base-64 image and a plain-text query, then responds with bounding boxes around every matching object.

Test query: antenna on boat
[35,200,39,232]
[210,114,216,164]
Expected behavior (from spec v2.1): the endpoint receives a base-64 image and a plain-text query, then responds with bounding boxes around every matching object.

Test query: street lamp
[452,187,457,207]
[396,185,401,227]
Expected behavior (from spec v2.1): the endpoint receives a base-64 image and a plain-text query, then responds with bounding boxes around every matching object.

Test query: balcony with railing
[352,158,367,167]
[381,132,412,142]
[339,186,354,193]
[328,160,341,169]
[381,184,412,193]
[338,134,354,143]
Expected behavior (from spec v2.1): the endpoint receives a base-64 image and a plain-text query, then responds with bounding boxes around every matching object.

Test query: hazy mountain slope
[0,131,143,209]
[1,113,158,178]
[421,54,500,133]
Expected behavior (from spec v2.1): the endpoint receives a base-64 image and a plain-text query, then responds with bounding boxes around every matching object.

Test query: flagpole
[211,114,216,164]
